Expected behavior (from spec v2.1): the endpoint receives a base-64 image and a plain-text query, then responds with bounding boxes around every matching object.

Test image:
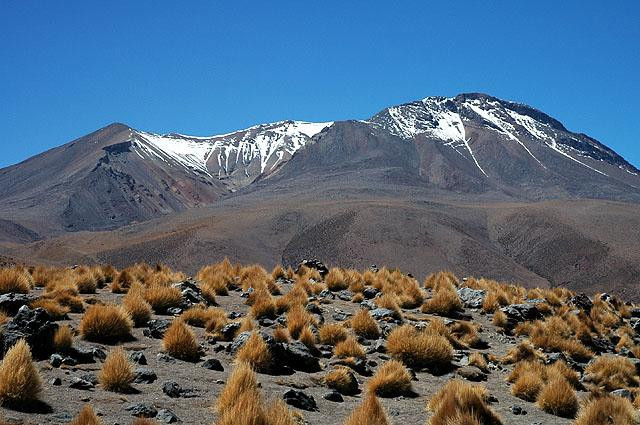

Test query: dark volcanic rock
[284,341,321,372]
[126,403,158,418]
[0,293,38,315]
[569,293,593,314]
[144,319,171,339]
[1,305,57,359]
[296,259,329,277]
[201,358,224,371]
[133,368,157,384]
[283,389,317,411]
[163,381,183,398]
[456,288,486,309]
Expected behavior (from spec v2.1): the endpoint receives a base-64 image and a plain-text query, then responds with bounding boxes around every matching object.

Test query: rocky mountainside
[1,93,640,298]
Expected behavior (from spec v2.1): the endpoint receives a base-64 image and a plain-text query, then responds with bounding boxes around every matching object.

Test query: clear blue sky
[1,1,639,168]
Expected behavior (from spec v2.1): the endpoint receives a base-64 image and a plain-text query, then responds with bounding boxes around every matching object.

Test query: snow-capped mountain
[131,120,333,187]
[0,93,638,236]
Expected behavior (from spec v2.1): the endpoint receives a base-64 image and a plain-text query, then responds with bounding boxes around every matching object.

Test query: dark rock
[258,318,274,327]
[92,347,107,361]
[296,259,329,277]
[181,288,202,304]
[227,311,242,319]
[69,377,94,390]
[510,405,527,415]
[374,339,386,353]
[323,391,344,402]
[157,353,176,363]
[0,293,38,315]
[51,412,74,423]
[144,319,172,339]
[456,288,486,309]
[49,377,62,386]
[337,290,354,301]
[456,366,487,382]
[229,331,252,353]
[202,358,224,371]
[79,374,98,385]
[610,388,633,400]
[569,293,593,314]
[126,403,158,418]
[72,347,96,364]
[220,322,241,340]
[500,303,541,325]
[130,351,147,365]
[50,353,63,367]
[1,305,57,359]
[163,381,183,398]
[363,287,379,299]
[332,309,351,321]
[545,352,568,365]
[61,356,77,366]
[283,389,317,411]
[284,341,320,372]
[166,307,183,316]
[305,303,323,315]
[360,300,377,310]
[318,290,335,300]
[370,308,395,320]
[134,368,157,384]
[156,409,179,423]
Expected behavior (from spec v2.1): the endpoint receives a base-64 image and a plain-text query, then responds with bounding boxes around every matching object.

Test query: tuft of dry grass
[583,355,639,391]
[325,268,348,291]
[500,340,544,364]
[512,371,544,401]
[99,347,134,392]
[299,326,317,349]
[162,319,200,361]
[343,393,390,425]
[386,325,453,369]
[547,360,580,388]
[273,326,289,343]
[79,304,133,343]
[181,305,227,328]
[0,268,31,294]
[215,362,260,415]
[236,332,272,372]
[536,378,578,418]
[30,298,70,319]
[122,291,152,327]
[427,380,503,425]
[334,335,366,359]
[574,396,639,425]
[110,270,136,293]
[53,324,74,353]
[251,294,277,319]
[367,360,412,397]
[319,323,348,346]
[468,352,488,372]
[69,405,102,425]
[286,304,314,340]
[325,367,358,395]
[0,340,42,406]
[375,294,403,320]
[492,309,508,328]
[144,284,183,313]
[350,309,380,340]
[421,288,462,316]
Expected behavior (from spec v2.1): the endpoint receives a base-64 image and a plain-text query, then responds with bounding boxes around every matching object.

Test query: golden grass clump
[387,325,453,369]
[325,268,348,291]
[30,298,70,319]
[215,362,260,415]
[236,332,272,372]
[421,287,462,316]
[468,352,488,372]
[251,294,277,319]
[41,288,84,313]
[574,396,639,425]
[110,269,136,293]
[319,323,348,346]
[334,335,366,359]
[273,326,289,343]
[583,355,640,391]
[512,371,544,401]
[69,404,102,425]
[144,284,183,313]
[424,271,458,291]
[181,305,226,328]
[492,309,508,328]
[536,378,578,418]
[286,304,314,340]
[79,304,133,343]
[449,321,482,348]
[324,366,358,395]
[367,360,412,397]
[162,319,200,361]
[427,379,503,425]
[121,291,152,327]
[375,294,403,320]
[299,326,317,349]
[343,393,390,425]
[500,340,544,364]
[0,268,31,294]
[548,360,580,388]
[99,347,134,392]
[53,324,74,353]
[0,340,42,406]
[350,309,380,340]
[529,316,593,361]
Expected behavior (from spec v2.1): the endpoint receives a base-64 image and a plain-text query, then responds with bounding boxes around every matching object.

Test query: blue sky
[1,1,639,168]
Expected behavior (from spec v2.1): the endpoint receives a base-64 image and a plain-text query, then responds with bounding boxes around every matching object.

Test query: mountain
[1,93,640,298]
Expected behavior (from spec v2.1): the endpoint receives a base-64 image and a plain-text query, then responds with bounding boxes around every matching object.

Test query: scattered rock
[323,391,344,402]
[284,341,321,372]
[144,319,172,339]
[51,412,74,423]
[370,308,395,320]
[157,353,176,363]
[69,377,94,390]
[337,290,354,301]
[0,293,38,315]
[49,377,62,386]
[133,368,157,384]
[296,259,328,277]
[201,358,224,371]
[569,293,593,314]
[456,366,487,382]
[126,403,158,418]
[163,381,183,398]
[50,353,63,368]
[332,310,351,321]
[456,288,486,309]
[92,347,107,361]
[156,409,179,423]
[283,389,317,411]
[363,287,379,299]
[510,405,527,415]
[611,388,633,400]
[220,322,241,341]
[130,351,147,365]
[166,307,183,315]
[1,305,57,359]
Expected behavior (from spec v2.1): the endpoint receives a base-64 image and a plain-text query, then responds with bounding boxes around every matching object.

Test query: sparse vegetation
[343,393,390,425]
[0,268,31,294]
[69,405,102,425]
[387,324,453,369]
[0,340,42,406]
[162,319,200,361]
[427,379,503,425]
[367,360,412,397]
[236,331,272,372]
[99,347,134,392]
[79,304,133,343]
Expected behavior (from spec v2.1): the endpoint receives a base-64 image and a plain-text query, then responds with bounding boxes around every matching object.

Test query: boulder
[284,341,320,372]
[1,305,57,359]
[456,288,486,309]
[201,358,224,371]
[296,259,329,277]
[144,319,172,339]
[133,368,157,384]
[156,409,179,424]
[283,389,317,411]
[0,293,38,315]
[569,293,593,314]
[126,403,158,418]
